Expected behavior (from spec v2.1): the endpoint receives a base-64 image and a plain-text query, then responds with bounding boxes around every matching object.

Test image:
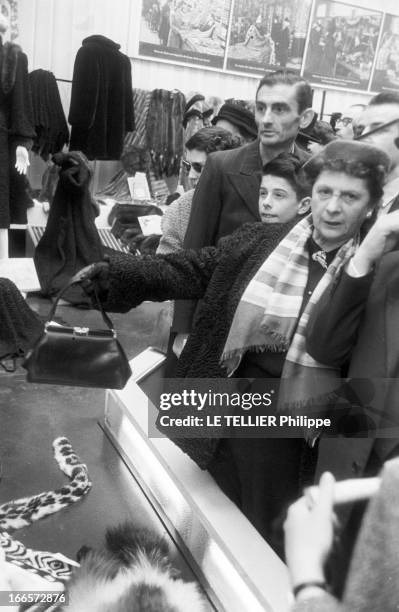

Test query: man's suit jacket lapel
[373,255,399,463]
[389,194,399,213]
[226,140,262,219]
[293,143,311,164]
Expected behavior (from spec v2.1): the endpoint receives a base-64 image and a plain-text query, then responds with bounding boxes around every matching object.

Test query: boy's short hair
[262,153,311,200]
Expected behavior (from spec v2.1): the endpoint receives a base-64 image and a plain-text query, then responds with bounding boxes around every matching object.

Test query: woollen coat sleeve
[306,270,374,369]
[68,46,100,130]
[102,247,221,313]
[157,191,192,255]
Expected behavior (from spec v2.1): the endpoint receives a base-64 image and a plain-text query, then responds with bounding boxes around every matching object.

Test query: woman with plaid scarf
[81,140,389,556]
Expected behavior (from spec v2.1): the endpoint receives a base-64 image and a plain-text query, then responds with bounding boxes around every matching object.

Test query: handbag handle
[45,264,115,332]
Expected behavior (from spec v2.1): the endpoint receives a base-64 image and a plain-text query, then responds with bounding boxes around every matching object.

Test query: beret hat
[211,102,258,138]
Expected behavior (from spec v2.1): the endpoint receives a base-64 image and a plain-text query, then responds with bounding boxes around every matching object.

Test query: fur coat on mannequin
[68,35,134,160]
[0,39,35,228]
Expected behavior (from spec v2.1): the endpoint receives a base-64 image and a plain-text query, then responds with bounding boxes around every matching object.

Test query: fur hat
[212,103,258,139]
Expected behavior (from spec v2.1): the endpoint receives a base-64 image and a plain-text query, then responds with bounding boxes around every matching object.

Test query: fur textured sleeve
[103,247,221,313]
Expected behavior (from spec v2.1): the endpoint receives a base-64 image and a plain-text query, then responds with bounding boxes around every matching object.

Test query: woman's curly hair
[185,126,242,154]
[301,157,387,206]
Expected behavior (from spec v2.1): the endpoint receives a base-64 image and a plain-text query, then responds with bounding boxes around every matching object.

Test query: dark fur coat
[68,35,134,160]
[0,278,43,360]
[34,151,104,302]
[0,41,35,227]
[103,221,293,468]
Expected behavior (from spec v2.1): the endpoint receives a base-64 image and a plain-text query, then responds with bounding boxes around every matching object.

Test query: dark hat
[211,103,258,139]
[184,93,205,115]
[183,93,213,129]
[303,139,391,175]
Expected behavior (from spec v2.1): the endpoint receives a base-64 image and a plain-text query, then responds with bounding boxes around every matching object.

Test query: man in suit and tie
[172,70,314,346]
[356,92,399,215]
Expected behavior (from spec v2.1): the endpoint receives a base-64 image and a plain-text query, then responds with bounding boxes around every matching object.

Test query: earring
[365,211,373,219]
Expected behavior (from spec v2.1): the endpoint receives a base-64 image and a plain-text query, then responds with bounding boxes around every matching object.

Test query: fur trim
[65,523,207,612]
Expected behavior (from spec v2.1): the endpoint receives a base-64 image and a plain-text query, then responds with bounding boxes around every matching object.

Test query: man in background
[335,103,366,139]
[357,92,399,214]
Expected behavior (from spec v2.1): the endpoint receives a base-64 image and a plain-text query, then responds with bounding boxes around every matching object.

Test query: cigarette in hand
[305,477,380,506]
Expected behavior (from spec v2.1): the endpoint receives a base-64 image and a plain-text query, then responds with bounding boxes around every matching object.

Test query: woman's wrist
[289,563,325,590]
[293,582,328,601]
[349,250,374,276]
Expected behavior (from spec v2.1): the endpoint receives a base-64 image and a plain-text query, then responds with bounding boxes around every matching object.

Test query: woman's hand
[78,259,110,299]
[351,210,399,274]
[284,472,336,590]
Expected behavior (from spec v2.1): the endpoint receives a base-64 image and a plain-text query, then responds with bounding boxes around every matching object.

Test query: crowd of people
[75,68,399,609]
[3,57,399,607]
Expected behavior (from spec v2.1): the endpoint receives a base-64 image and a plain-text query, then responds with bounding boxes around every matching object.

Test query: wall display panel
[134,0,232,70]
[370,13,399,93]
[225,0,313,77]
[303,0,383,91]
[18,0,131,79]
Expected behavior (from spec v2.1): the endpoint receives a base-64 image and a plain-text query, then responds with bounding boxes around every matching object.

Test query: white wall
[17,0,399,120]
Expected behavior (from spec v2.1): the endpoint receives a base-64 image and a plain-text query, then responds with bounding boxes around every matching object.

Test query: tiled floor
[0,293,213,605]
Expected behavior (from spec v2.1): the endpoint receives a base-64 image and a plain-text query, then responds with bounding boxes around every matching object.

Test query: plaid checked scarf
[221,216,358,442]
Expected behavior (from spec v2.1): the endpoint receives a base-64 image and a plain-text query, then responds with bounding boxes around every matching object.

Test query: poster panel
[225,0,312,77]
[136,0,232,70]
[370,14,399,93]
[303,0,383,91]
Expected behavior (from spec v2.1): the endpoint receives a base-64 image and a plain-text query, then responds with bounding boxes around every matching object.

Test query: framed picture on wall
[302,0,383,92]
[134,0,232,70]
[370,14,399,93]
[225,0,313,77]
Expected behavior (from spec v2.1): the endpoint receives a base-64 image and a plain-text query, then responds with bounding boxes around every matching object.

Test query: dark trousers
[208,437,304,558]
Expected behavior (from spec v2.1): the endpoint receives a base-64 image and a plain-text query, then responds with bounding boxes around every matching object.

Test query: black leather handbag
[22,269,132,389]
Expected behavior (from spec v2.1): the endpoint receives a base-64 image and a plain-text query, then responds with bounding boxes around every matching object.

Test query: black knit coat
[68,35,134,160]
[103,221,293,468]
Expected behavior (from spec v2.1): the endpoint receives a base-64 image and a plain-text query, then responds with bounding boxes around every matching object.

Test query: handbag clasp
[73,327,90,336]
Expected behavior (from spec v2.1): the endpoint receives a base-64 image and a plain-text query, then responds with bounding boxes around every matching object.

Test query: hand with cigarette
[284,472,336,599]
[284,472,381,602]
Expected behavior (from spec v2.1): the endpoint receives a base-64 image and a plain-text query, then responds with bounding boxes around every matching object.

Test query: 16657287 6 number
[0,591,68,605]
